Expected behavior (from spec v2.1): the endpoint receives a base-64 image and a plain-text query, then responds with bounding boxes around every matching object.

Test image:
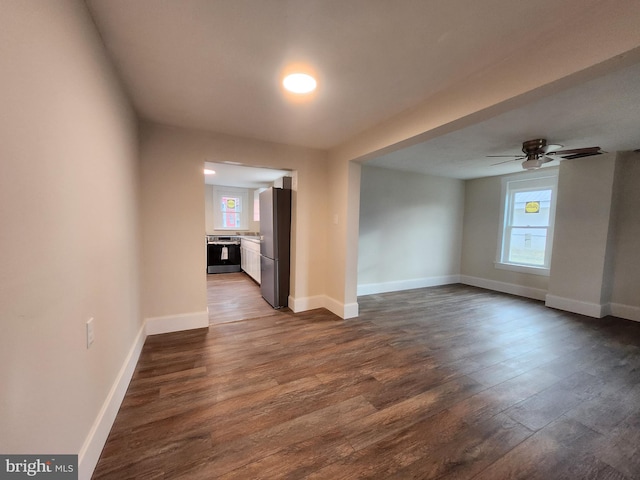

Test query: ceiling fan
[488,139,604,170]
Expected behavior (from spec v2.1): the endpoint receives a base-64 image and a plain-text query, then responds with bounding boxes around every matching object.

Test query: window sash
[503,225,549,267]
[497,172,558,271]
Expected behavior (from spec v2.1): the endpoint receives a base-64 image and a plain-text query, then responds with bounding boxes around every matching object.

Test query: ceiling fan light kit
[522,158,543,170]
[488,138,603,170]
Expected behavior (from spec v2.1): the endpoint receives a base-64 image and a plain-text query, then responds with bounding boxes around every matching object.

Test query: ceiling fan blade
[490,158,521,166]
[540,156,556,163]
[561,151,604,160]
[552,146,602,156]
[541,143,564,154]
[486,155,524,158]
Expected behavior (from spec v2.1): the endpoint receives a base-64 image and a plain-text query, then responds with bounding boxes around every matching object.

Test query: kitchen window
[496,171,558,275]
[213,187,249,230]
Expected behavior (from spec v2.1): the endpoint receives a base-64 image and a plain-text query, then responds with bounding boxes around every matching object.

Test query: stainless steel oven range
[206,236,241,274]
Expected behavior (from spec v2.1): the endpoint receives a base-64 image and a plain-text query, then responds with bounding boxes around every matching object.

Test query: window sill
[494,262,550,277]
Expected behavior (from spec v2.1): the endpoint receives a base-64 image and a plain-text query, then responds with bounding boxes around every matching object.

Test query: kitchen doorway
[204,162,292,324]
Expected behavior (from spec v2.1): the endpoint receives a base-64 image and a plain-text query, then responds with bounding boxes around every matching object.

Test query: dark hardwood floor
[93,280,640,479]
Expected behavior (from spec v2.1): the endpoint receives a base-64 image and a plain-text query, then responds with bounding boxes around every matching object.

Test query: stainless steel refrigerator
[259,186,291,308]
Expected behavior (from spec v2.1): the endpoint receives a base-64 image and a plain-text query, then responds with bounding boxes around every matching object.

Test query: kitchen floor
[207,272,280,325]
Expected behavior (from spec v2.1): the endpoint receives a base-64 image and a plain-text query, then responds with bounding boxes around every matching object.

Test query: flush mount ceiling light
[204,169,216,175]
[282,73,317,94]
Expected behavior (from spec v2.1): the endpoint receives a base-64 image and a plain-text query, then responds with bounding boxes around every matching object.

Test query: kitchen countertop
[206,235,260,244]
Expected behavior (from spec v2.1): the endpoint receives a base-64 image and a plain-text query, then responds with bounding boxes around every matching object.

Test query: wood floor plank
[348,375,485,451]
[566,382,640,435]
[591,410,640,479]
[470,416,603,480]
[207,272,278,324]
[503,370,618,431]
[92,279,640,479]
[386,413,532,480]
[175,396,375,479]
[217,429,354,480]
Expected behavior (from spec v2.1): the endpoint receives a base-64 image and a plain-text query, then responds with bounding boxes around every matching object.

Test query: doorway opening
[204,161,292,324]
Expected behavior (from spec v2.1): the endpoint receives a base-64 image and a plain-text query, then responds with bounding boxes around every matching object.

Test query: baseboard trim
[323,295,359,319]
[460,275,547,301]
[288,294,326,313]
[288,294,358,319]
[78,323,146,480]
[545,295,608,318]
[357,275,461,296]
[609,302,640,322]
[343,302,359,319]
[145,310,209,336]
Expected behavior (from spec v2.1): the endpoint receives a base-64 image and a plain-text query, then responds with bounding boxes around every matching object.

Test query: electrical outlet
[86,317,95,348]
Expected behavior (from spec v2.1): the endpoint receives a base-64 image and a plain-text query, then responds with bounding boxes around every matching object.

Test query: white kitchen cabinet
[241,238,261,284]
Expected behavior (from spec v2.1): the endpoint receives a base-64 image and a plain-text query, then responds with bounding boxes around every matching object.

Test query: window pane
[508,227,547,266]
[221,196,242,228]
[221,196,241,212]
[222,212,240,228]
[512,190,551,227]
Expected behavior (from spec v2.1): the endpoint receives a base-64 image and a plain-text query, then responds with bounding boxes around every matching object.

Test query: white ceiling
[204,162,289,188]
[86,0,640,180]
[367,61,640,179]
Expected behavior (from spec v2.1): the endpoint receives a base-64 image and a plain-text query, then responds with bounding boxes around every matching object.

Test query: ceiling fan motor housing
[522,139,547,155]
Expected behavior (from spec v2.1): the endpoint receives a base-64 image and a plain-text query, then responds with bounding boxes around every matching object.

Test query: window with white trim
[213,187,249,230]
[496,171,558,275]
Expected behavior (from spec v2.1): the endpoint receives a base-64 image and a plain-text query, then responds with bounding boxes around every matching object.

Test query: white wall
[545,151,640,320]
[323,157,362,317]
[139,122,330,321]
[460,171,553,299]
[0,0,140,474]
[358,166,464,295]
[610,152,640,318]
[546,154,617,316]
[139,124,208,325]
